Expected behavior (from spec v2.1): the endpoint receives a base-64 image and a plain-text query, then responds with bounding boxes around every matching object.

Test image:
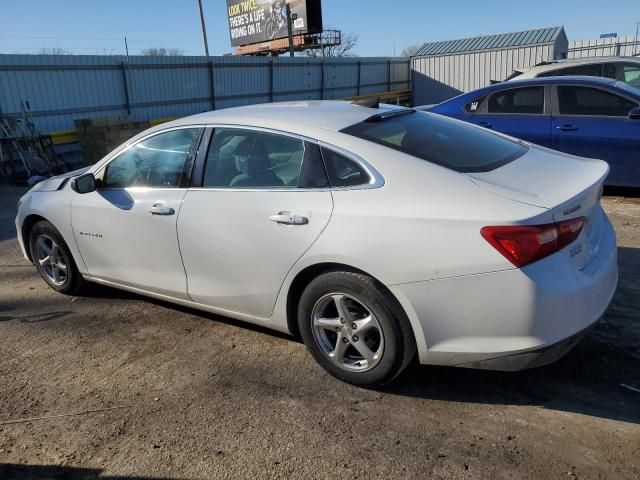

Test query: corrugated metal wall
[412,40,566,105]
[0,54,410,133]
[568,36,640,58]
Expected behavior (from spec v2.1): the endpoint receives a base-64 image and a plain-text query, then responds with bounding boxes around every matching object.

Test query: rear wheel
[298,271,416,386]
[29,221,86,295]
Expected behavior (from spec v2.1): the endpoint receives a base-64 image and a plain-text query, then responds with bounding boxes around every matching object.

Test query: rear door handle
[269,211,309,225]
[477,121,492,129]
[557,124,579,132]
[148,204,175,216]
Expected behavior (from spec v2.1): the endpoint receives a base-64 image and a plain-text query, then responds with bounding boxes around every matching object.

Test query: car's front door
[470,85,552,147]
[551,85,640,187]
[178,127,334,318]
[72,127,203,298]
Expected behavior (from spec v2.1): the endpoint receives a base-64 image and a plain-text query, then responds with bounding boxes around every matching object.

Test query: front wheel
[298,271,416,386]
[29,220,86,295]
[266,18,276,40]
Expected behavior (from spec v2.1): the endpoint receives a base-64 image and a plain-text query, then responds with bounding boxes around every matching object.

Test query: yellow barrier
[49,130,78,145]
[48,117,178,145]
[344,90,412,102]
[149,117,179,127]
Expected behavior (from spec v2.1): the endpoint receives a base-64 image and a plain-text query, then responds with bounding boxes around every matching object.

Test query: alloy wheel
[311,293,384,372]
[34,234,68,286]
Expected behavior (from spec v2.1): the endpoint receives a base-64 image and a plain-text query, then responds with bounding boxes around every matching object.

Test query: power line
[0,34,227,47]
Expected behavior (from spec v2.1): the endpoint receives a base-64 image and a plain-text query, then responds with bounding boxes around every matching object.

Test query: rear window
[539,63,604,78]
[340,111,528,173]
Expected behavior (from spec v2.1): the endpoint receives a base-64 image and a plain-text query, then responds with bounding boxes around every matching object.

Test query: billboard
[227,0,323,48]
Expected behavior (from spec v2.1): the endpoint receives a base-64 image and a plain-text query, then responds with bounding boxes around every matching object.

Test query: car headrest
[235,138,270,175]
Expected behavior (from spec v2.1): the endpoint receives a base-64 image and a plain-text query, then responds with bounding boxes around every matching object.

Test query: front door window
[102,128,200,188]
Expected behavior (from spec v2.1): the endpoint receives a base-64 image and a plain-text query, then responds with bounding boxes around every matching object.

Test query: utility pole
[635,21,639,55]
[286,3,295,57]
[124,36,130,63]
[197,0,210,57]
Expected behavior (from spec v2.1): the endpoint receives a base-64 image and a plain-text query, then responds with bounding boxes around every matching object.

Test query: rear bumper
[392,213,618,369]
[454,325,591,371]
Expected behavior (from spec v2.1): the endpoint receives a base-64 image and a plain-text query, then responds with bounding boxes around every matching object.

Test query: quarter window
[464,96,486,113]
[488,87,544,114]
[102,128,200,189]
[320,147,371,187]
[203,128,304,188]
[557,86,638,116]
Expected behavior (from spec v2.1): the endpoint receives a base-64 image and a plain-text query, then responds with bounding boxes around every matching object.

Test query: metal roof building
[412,26,568,105]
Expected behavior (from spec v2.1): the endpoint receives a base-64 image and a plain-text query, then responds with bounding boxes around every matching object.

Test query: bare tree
[306,31,358,58]
[400,43,422,57]
[38,47,70,55]
[141,47,184,56]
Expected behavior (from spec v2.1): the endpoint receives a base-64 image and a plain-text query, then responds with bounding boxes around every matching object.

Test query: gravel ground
[0,184,639,480]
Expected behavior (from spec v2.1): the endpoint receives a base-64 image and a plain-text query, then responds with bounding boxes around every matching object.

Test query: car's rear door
[551,84,640,187]
[72,127,203,298]
[177,127,334,319]
[469,85,552,147]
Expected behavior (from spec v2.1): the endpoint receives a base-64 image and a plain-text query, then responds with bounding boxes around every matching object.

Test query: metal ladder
[0,101,70,183]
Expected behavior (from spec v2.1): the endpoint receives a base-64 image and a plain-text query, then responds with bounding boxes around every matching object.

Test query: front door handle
[269,211,309,225]
[477,121,492,129]
[557,124,579,132]
[148,204,175,216]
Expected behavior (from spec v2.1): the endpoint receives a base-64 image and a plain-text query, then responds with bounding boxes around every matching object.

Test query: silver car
[507,56,640,88]
[15,101,618,386]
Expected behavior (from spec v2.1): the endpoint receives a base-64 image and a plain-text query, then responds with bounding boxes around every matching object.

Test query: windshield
[341,111,529,173]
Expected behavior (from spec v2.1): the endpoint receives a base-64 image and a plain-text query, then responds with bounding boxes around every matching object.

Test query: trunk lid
[467,146,609,270]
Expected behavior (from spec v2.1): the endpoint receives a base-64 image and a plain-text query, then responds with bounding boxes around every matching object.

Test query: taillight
[481,217,586,268]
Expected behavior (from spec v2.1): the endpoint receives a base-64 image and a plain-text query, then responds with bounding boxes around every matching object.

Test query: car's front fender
[15,189,87,273]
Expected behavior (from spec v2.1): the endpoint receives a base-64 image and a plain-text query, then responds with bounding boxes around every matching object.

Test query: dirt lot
[0,184,639,480]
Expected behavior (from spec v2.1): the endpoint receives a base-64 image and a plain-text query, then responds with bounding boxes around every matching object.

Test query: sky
[0,0,639,57]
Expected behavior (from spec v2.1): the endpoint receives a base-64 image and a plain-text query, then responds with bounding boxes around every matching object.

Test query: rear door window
[557,86,638,116]
[203,128,304,188]
[341,111,528,173]
[487,87,544,114]
[617,62,640,88]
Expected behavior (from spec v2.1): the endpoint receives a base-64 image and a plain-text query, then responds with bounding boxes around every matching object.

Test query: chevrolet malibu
[15,101,618,386]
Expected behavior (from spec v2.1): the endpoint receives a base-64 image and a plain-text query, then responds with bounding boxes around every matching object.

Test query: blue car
[422,76,640,187]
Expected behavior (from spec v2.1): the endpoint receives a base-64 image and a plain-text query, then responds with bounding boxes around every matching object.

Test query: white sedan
[15,101,618,386]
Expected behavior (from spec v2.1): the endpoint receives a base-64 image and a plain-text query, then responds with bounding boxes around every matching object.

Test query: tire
[29,220,86,295]
[298,271,416,387]
[266,19,275,40]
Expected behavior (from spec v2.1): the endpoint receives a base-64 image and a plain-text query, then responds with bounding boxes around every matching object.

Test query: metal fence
[0,54,411,134]
[568,35,640,58]
[411,43,560,105]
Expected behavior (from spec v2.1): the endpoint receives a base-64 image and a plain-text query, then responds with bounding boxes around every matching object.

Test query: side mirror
[629,106,640,120]
[71,173,97,194]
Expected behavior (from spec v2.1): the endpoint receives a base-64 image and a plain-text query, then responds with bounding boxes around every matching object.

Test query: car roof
[160,100,405,136]
[431,75,640,109]
[515,55,640,76]
[456,75,620,97]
